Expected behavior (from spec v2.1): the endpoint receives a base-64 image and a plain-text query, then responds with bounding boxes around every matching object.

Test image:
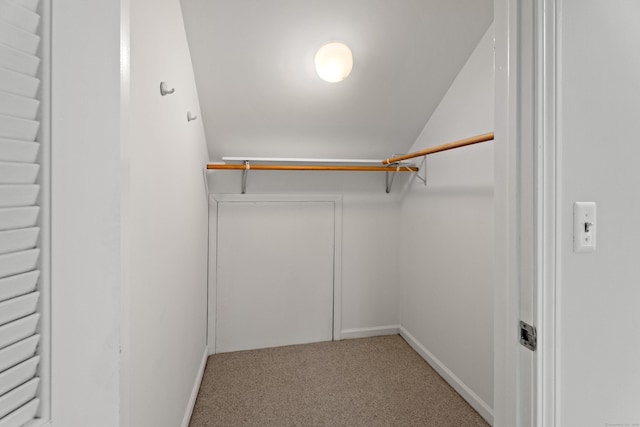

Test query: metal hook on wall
[160,81,175,96]
[187,112,198,122]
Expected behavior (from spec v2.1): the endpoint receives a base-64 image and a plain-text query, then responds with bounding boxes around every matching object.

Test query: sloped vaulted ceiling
[181,0,493,161]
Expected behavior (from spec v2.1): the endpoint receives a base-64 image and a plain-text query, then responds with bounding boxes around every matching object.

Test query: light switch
[574,202,596,253]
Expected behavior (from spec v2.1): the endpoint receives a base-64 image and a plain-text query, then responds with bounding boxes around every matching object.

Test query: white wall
[206,173,402,336]
[51,1,123,425]
[340,194,400,333]
[51,1,209,426]
[397,24,494,422]
[126,1,209,427]
[557,1,640,425]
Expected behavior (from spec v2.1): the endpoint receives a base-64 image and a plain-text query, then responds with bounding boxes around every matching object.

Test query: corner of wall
[397,19,496,415]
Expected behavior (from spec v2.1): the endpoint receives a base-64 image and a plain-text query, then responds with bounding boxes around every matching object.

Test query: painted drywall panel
[398,24,494,413]
[207,175,400,334]
[50,1,122,426]
[127,0,209,426]
[557,1,640,425]
[216,201,335,352]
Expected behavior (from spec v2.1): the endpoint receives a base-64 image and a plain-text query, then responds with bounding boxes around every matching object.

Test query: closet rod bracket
[385,158,425,193]
[414,157,427,186]
[385,164,401,193]
[241,161,250,194]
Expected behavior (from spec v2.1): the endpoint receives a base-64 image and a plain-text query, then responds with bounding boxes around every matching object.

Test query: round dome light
[314,42,353,83]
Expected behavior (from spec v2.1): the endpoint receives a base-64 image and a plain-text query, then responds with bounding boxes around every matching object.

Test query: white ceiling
[181,0,493,162]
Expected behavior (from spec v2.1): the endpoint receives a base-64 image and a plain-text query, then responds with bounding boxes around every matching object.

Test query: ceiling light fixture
[314,42,353,83]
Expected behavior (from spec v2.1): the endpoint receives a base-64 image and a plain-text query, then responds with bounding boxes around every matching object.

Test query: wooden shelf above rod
[382,132,494,165]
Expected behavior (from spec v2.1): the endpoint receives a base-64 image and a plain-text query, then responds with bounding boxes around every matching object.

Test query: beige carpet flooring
[189,335,489,427]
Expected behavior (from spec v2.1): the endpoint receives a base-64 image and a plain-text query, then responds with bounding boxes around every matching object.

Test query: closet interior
[193,1,496,423]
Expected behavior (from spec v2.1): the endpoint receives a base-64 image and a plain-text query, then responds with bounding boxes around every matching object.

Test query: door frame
[207,194,343,355]
[494,0,558,425]
[536,1,559,425]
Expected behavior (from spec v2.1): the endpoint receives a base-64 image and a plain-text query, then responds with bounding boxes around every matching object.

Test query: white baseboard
[399,326,493,425]
[181,346,209,427]
[340,325,400,340]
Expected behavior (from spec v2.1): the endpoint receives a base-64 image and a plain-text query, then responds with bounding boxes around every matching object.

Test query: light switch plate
[574,202,596,253]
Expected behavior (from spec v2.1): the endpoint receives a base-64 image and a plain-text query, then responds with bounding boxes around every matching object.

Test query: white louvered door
[0,1,45,426]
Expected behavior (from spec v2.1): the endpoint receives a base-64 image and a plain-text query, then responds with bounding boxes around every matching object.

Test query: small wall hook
[187,112,198,122]
[160,81,175,96]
